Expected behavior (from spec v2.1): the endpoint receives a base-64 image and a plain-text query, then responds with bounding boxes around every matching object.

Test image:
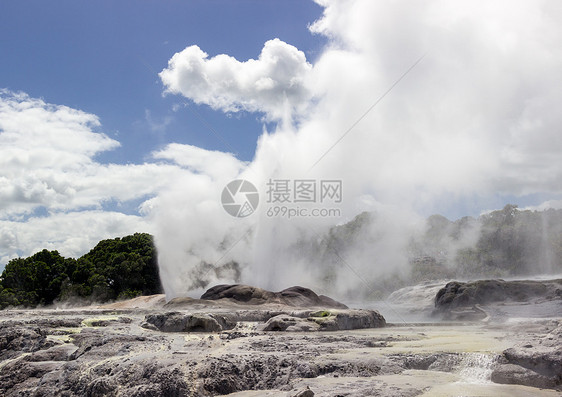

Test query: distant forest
[411,204,562,279]
[0,233,161,309]
[297,204,562,296]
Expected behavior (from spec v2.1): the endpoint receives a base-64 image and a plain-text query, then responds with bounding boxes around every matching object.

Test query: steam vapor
[149,0,562,299]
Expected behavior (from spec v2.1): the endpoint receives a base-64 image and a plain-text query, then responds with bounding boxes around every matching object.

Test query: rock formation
[433,279,562,320]
[200,284,349,309]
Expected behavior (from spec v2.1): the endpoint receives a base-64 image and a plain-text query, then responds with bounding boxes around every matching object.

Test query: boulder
[435,279,562,310]
[293,387,314,397]
[433,279,562,319]
[279,286,348,309]
[143,312,235,332]
[257,315,321,332]
[491,324,562,390]
[258,310,385,332]
[308,309,386,330]
[491,363,559,390]
[201,284,277,304]
[200,284,348,309]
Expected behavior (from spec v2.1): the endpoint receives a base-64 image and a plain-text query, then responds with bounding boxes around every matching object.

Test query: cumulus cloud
[0,90,189,264]
[0,90,187,218]
[0,211,152,265]
[159,38,313,121]
[153,143,247,180]
[0,89,118,159]
[154,0,562,299]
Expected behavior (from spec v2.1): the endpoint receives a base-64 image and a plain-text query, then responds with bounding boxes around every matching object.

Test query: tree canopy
[0,233,161,309]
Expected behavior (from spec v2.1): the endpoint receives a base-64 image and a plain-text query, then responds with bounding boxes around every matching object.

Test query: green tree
[0,232,161,308]
[0,250,69,307]
[71,233,161,301]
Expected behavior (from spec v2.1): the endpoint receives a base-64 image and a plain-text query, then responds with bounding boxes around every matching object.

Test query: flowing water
[457,353,497,384]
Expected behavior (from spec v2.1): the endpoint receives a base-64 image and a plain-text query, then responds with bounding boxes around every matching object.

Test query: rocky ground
[0,283,560,396]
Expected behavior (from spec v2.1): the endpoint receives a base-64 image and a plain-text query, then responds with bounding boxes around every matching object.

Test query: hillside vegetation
[0,233,160,309]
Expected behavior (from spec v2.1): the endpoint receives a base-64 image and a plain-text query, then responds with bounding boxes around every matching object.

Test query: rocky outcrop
[258,314,321,332]
[200,284,349,309]
[0,327,56,360]
[491,323,562,390]
[144,307,386,333]
[138,285,384,334]
[433,279,562,319]
[492,363,559,389]
[258,309,386,332]
[142,312,235,332]
[308,309,386,331]
[435,279,562,309]
[24,343,78,362]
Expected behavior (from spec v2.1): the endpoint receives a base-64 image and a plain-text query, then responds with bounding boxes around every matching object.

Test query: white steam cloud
[151,0,562,299]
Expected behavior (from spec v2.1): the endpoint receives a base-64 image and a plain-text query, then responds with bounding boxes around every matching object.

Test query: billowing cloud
[159,38,313,121]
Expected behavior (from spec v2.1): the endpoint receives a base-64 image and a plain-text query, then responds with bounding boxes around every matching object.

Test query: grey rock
[201,284,277,304]
[143,312,235,332]
[258,315,321,332]
[434,279,562,312]
[0,359,65,394]
[293,386,314,397]
[491,324,562,390]
[257,310,386,332]
[279,286,348,309]
[25,344,78,362]
[200,284,348,309]
[0,327,56,360]
[491,363,558,389]
[84,376,118,397]
[308,309,386,330]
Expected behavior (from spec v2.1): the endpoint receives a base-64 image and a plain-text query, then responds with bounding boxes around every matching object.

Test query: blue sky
[1,0,562,274]
[1,0,325,164]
